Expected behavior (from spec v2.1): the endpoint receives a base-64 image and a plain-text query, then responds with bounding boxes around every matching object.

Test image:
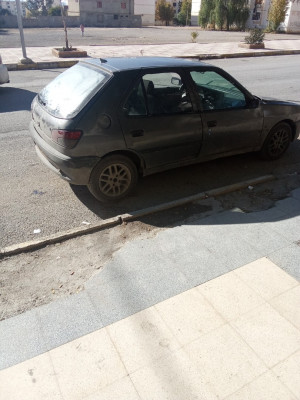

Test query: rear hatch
[31,62,111,151]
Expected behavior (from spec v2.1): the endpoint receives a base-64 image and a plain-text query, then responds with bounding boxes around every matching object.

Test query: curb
[0,174,274,258]
[6,60,78,71]
[5,49,300,71]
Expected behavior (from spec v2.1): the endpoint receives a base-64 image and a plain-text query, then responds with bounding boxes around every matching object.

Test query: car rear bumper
[30,121,99,185]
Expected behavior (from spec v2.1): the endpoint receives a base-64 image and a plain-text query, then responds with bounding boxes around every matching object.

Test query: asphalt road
[1,27,300,48]
[0,55,300,248]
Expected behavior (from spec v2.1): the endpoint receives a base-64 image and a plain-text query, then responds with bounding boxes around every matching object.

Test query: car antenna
[100,58,107,63]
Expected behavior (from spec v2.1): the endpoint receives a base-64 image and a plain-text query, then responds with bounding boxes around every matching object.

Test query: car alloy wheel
[88,155,138,202]
[260,122,292,160]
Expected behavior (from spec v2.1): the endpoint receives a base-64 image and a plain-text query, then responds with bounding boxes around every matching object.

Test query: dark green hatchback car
[30,57,300,202]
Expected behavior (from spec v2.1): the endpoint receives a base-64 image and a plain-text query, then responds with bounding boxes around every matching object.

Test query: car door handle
[207,120,217,128]
[130,129,144,137]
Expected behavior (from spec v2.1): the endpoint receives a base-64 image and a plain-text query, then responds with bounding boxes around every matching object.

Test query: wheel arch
[93,150,145,177]
[279,119,297,141]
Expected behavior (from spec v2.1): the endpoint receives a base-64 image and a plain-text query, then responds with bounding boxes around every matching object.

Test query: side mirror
[171,77,182,86]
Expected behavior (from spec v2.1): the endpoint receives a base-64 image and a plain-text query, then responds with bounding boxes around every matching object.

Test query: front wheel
[260,122,292,160]
[88,155,138,202]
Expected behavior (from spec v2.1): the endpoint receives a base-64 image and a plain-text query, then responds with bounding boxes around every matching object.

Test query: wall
[0,15,81,28]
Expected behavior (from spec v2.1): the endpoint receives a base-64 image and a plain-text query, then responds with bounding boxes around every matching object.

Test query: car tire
[88,155,138,202]
[260,122,292,160]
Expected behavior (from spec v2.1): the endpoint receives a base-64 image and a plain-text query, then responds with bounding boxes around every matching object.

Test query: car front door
[120,70,203,171]
[188,69,263,157]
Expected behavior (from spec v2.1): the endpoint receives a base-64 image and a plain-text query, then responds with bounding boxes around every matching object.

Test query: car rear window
[38,63,110,118]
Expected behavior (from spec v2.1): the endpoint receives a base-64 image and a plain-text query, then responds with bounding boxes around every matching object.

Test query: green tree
[155,0,174,26]
[48,6,61,16]
[198,0,215,27]
[25,0,53,16]
[177,0,191,26]
[268,0,289,31]
[198,0,249,31]
[0,7,12,15]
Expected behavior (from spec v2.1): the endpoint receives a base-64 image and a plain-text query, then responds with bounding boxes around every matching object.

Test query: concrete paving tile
[37,291,103,351]
[83,376,141,400]
[275,197,300,215]
[268,244,300,280]
[270,286,300,330]
[49,329,127,400]
[232,303,300,368]
[197,271,265,321]
[272,350,300,399]
[0,353,62,400]
[183,324,267,399]
[268,214,300,243]
[248,207,288,223]
[234,257,298,300]
[130,349,218,400]
[107,307,180,374]
[291,188,300,201]
[155,287,225,346]
[0,309,47,370]
[225,371,297,400]
[182,223,262,270]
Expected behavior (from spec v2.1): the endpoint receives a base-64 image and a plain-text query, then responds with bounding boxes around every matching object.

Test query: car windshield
[38,63,109,118]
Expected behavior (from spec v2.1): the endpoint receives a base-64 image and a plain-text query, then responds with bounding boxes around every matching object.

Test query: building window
[121,2,126,9]
[97,1,102,8]
[114,14,119,19]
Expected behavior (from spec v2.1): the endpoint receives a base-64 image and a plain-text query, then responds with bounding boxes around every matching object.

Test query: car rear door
[120,70,203,170]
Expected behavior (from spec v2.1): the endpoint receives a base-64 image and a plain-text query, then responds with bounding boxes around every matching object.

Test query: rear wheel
[260,122,292,160]
[88,155,138,202]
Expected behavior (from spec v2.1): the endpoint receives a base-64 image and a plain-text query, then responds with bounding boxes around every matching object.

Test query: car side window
[142,72,193,115]
[123,80,147,116]
[190,70,246,111]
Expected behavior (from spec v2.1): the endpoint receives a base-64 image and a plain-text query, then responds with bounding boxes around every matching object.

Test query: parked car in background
[30,57,300,202]
[0,54,9,84]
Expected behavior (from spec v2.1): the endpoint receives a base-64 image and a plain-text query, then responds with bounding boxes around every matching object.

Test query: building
[0,0,26,17]
[134,0,155,25]
[68,0,141,27]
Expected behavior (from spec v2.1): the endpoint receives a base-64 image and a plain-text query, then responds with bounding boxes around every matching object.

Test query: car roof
[79,57,209,73]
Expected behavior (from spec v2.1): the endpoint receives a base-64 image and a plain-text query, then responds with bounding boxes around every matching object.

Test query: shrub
[191,31,199,42]
[244,28,265,44]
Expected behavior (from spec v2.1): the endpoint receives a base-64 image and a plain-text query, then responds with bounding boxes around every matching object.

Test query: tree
[155,0,174,26]
[48,6,61,16]
[0,7,12,15]
[198,0,249,31]
[177,0,191,26]
[268,0,289,31]
[25,0,53,16]
[198,0,215,27]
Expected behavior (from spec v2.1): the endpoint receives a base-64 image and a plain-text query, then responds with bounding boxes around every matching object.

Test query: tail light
[51,129,82,149]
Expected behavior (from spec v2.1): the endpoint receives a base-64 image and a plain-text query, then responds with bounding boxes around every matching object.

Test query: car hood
[259,96,300,107]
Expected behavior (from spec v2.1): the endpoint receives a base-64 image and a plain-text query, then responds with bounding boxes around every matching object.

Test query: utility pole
[15,0,33,64]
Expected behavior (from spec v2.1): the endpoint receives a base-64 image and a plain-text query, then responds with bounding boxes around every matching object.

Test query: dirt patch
[1,171,299,321]
[0,221,161,321]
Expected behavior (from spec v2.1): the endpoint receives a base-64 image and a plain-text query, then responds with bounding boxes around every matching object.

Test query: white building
[134,0,155,25]
[0,0,26,16]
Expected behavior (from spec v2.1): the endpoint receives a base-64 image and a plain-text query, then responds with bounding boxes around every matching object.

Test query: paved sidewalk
[2,39,300,69]
[0,188,299,399]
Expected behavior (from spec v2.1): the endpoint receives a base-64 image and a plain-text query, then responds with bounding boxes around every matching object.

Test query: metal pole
[15,0,33,64]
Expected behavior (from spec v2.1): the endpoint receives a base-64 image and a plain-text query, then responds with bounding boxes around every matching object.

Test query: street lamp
[15,0,33,64]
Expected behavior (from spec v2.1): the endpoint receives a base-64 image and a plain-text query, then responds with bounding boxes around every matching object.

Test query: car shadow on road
[0,87,36,112]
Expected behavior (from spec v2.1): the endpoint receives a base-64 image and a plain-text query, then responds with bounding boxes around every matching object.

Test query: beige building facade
[68,0,141,27]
